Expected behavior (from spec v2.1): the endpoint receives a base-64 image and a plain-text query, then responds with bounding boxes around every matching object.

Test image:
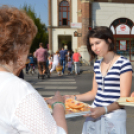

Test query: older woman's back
[0,5,67,134]
[0,71,66,134]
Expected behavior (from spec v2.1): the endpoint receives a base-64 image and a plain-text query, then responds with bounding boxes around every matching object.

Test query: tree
[21,4,48,52]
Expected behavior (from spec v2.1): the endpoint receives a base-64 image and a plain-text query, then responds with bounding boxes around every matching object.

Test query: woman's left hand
[83,107,105,119]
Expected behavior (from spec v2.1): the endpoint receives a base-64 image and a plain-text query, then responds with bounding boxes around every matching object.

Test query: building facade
[48,0,134,63]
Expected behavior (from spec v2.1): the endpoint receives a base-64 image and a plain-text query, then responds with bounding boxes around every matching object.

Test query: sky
[0,0,48,26]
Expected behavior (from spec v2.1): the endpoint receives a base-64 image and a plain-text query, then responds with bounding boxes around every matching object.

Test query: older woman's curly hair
[0,5,37,64]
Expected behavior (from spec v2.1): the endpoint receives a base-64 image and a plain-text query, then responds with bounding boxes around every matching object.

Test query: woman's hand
[131,92,134,97]
[46,91,64,106]
[83,107,105,119]
[48,91,68,134]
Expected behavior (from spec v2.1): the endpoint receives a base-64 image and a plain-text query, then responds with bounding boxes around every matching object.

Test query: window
[120,18,126,24]
[111,18,134,28]
[59,1,70,26]
[112,19,120,27]
[126,19,133,27]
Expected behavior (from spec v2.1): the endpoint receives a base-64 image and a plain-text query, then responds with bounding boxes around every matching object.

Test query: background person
[48,53,53,70]
[35,42,48,77]
[67,57,72,75]
[25,56,30,74]
[0,5,67,134]
[67,50,71,61]
[73,49,81,75]
[50,51,60,74]
[65,26,133,134]
[59,47,67,75]
[70,51,75,74]
[28,53,35,74]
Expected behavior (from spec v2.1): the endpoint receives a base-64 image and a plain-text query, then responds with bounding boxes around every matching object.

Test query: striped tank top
[93,56,133,107]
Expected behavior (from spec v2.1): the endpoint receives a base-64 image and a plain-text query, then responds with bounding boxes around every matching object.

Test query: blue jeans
[68,67,72,72]
[74,62,80,74]
[60,58,66,73]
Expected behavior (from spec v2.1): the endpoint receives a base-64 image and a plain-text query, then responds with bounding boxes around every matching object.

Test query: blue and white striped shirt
[93,56,133,107]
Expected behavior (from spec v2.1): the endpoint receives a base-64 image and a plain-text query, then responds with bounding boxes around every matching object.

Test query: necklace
[102,53,115,91]
[0,64,12,73]
[103,53,115,73]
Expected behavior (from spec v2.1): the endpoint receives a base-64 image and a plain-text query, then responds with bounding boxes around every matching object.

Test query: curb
[81,70,94,74]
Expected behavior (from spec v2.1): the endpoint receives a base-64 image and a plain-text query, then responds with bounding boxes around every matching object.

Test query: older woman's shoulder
[9,74,36,95]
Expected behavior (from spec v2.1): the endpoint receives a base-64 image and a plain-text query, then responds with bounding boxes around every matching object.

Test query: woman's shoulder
[118,56,131,64]
[0,72,37,101]
[5,74,36,95]
[93,59,102,70]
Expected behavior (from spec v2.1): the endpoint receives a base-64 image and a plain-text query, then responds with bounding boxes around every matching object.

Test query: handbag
[56,64,63,71]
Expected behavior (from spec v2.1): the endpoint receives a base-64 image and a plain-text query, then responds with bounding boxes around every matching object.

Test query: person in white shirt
[48,54,53,70]
[50,51,60,73]
[0,5,68,134]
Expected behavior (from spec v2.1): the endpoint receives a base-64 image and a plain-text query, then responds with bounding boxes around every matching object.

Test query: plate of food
[116,97,134,107]
[64,98,91,118]
[44,97,91,119]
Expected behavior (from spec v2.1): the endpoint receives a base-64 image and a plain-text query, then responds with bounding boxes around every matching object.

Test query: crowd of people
[25,43,82,77]
[1,5,134,134]
[49,47,82,76]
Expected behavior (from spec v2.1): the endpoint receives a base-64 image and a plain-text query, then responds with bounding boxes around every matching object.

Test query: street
[24,68,134,134]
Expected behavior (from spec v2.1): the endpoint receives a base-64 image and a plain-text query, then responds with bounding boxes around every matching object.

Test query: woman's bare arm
[107,71,132,112]
[85,71,133,119]
[46,92,68,134]
[53,105,68,134]
[73,73,98,102]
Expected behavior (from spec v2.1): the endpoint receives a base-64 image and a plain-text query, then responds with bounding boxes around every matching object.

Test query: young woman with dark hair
[65,26,132,134]
[87,26,115,60]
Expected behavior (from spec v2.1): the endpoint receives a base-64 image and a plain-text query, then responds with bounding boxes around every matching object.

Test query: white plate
[46,99,92,119]
[65,104,92,119]
[65,110,91,119]
[116,97,134,107]
[49,105,92,119]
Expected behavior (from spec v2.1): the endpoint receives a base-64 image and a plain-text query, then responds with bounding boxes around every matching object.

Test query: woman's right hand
[48,92,68,134]
[46,91,64,106]
[131,92,134,97]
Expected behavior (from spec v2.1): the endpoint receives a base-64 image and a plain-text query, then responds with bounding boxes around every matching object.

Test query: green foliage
[21,4,48,53]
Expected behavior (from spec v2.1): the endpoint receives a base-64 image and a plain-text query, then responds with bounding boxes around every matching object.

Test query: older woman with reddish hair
[0,5,67,134]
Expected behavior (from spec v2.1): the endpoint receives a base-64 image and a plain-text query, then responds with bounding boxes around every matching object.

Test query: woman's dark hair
[87,26,115,60]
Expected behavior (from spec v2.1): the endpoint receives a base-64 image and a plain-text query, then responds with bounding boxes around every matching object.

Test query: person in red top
[73,49,81,75]
[35,43,48,77]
